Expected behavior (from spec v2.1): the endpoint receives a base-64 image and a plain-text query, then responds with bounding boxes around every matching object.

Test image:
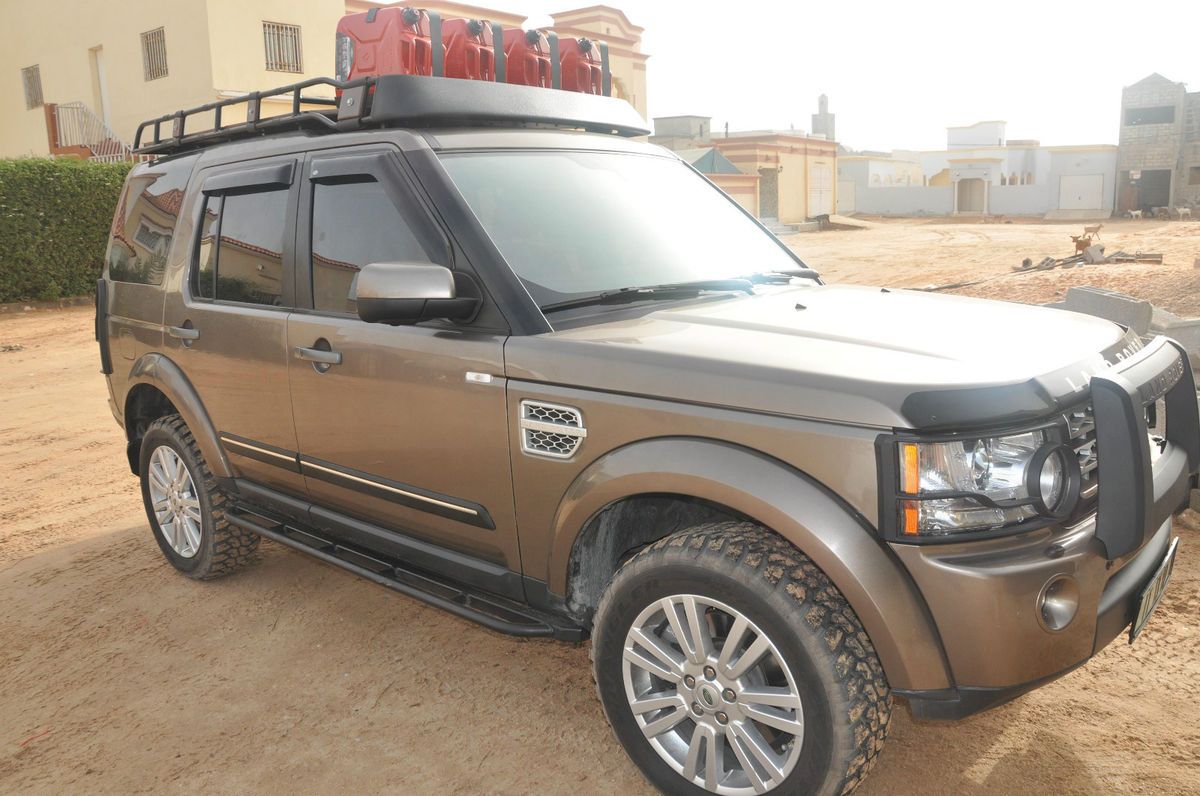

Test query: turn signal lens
[900,443,920,495]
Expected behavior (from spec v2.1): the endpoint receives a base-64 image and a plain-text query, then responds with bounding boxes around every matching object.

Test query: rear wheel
[592,522,891,796]
[139,414,259,579]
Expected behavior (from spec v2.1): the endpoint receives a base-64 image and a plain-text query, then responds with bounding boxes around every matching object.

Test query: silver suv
[97,75,1195,796]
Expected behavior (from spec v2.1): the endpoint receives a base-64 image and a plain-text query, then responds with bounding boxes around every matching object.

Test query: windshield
[438,150,802,309]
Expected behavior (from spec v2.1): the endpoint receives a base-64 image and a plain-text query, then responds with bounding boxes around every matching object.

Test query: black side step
[226,507,585,641]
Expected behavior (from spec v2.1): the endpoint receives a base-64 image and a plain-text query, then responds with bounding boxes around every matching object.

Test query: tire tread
[594,521,891,796]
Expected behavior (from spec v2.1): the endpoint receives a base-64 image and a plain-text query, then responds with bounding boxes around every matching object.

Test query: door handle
[168,325,200,341]
[294,346,342,366]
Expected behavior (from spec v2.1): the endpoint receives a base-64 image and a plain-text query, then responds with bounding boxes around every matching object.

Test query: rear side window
[194,189,290,306]
[108,158,194,285]
[310,178,431,314]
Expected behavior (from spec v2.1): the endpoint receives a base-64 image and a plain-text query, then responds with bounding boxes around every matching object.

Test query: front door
[164,157,306,498]
[286,147,521,589]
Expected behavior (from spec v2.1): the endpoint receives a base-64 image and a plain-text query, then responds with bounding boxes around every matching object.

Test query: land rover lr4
[97,75,1196,796]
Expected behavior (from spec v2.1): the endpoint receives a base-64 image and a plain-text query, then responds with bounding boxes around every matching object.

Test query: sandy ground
[3,219,1200,794]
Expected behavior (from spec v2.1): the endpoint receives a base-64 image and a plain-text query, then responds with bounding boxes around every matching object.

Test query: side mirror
[354,263,479,325]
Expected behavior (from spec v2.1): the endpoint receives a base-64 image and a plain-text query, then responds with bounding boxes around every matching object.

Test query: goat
[1176,207,1193,221]
[1083,223,1102,238]
[1071,234,1093,255]
[1127,209,1143,219]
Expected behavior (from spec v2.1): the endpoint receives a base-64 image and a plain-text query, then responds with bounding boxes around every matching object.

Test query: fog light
[1037,575,1079,632]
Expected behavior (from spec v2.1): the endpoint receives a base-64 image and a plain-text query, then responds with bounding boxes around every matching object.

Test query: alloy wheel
[622,594,804,794]
[147,444,202,558]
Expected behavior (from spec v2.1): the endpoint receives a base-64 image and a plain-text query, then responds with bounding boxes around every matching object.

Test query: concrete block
[1062,286,1153,336]
[1151,313,1200,355]
[1083,244,1106,264]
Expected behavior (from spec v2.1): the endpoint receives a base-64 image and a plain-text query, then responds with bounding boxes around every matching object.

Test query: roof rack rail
[133,74,650,157]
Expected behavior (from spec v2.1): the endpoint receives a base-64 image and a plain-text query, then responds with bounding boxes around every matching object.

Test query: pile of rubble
[1014,245,1162,274]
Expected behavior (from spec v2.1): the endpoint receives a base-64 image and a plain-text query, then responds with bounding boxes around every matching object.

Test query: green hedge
[0,158,132,303]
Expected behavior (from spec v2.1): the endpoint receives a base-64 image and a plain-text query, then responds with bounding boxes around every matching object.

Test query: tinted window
[193,188,290,306]
[311,178,431,314]
[195,196,218,299]
[108,158,194,285]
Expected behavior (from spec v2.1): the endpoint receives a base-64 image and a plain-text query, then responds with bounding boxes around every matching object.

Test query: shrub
[0,158,132,303]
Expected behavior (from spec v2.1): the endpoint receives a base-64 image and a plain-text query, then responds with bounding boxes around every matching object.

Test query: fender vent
[520,400,586,459]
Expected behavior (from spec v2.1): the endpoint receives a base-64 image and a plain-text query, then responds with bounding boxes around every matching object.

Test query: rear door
[162,157,306,497]
[286,146,521,594]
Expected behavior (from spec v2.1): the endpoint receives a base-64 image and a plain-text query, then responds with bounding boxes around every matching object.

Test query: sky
[508,0,1197,152]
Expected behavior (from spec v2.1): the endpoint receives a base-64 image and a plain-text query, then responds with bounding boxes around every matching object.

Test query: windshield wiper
[743,268,823,284]
[540,278,754,314]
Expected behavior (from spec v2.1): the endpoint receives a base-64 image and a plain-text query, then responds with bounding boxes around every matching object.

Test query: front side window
[439,150,800,309]
[194,189,289,306]
[310,178,431,314]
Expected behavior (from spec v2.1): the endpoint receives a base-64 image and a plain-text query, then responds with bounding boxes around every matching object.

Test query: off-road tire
[139,414,259,579]
[592,521,891,796]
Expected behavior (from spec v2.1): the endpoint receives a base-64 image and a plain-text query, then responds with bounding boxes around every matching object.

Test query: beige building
[1,1,647,160]
[651,114,839,225]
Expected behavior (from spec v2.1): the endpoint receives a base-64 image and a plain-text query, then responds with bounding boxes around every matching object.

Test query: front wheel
[592,522,891,796]
[139,414,259,579]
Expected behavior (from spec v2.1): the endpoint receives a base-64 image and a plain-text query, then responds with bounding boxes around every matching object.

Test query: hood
[504,284,1141,429]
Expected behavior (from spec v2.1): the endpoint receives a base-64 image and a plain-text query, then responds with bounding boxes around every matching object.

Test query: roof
[675,147,742,175]
[1126,72,1180,89]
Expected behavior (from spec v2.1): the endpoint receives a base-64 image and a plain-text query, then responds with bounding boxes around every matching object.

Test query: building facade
[838,121,1117,218]
[1,1,647,159]
[651,110,839,225]
[1116,73,1200,213]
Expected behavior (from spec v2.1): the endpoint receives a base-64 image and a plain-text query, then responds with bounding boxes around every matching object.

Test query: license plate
[1130,536,1179,643]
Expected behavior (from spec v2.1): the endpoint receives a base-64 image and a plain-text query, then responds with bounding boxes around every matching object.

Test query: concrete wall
[852,185,953,216]
[206,0,344,98]
[988,184,1050,215]
[708,173,759,217]
[947,121,1005,149]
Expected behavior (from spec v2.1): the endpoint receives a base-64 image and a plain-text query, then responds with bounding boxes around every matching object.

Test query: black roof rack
[133,74,650,156]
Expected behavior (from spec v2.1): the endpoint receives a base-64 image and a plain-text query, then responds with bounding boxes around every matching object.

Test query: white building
[838,121,1117,218]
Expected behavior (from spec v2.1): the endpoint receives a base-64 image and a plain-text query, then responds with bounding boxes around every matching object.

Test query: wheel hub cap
[148,445,202,558]
[622,594,804,794]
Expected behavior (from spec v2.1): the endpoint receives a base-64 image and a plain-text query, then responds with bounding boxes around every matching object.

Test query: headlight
[892,429,1080,538]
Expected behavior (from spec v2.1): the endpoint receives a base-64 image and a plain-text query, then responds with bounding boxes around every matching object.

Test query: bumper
[891,337,1198,720]
[895,518,1174,720]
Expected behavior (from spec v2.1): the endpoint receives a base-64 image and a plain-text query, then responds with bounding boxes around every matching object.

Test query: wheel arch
[550,436,952,692]
[125,353,233,479]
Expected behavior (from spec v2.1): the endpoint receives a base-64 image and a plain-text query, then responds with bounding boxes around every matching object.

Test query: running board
[225,506,585,641]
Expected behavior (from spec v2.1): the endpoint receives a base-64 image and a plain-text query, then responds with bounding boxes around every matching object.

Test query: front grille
[1065,404,1099,518]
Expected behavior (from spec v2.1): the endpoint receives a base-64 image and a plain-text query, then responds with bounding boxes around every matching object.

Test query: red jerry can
[502,28,552,88]
[335,7,442,82]
[442,18,496,81]
[558,37,603,95]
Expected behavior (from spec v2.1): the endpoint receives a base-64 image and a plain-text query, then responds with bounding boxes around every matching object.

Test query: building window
[1190,167,1200,186]
[263,22,303,73]
[141,27,168,81]
[21,65,42,109]
[1124,106,1175,126]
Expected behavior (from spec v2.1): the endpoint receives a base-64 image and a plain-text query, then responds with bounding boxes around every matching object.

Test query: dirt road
[3,220,1200,794]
